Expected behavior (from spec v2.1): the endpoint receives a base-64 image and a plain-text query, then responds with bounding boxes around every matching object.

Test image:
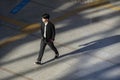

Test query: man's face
[42,18,48,23]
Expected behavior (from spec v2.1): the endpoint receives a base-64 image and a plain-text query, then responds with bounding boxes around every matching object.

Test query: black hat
[42,13,50,19]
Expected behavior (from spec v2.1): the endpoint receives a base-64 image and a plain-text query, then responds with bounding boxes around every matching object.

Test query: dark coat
[41,21,55,41]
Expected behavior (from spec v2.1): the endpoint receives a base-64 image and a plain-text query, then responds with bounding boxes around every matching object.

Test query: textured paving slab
[0,0,120,80]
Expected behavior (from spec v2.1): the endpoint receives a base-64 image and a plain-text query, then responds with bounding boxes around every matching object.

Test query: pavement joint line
[0,67,33,80]
[31,0,54,9]
[87,53,117,65]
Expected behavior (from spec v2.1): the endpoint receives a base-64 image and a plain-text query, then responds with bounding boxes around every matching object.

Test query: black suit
[37,21,59,61]
[41,21,55,41]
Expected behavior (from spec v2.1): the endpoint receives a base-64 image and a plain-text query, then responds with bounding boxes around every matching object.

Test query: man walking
[35,13,59,65]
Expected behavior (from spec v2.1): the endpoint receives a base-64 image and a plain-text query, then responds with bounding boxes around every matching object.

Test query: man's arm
[51,24,55,41]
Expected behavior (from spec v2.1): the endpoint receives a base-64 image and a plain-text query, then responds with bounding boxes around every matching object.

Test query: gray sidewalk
[0,0,120,80]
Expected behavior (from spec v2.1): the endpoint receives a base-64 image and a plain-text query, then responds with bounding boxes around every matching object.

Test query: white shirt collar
[45,22,48,26]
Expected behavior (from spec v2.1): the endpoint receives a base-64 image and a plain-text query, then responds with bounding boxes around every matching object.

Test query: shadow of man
[59,35,120,58]
[41,35,120,64]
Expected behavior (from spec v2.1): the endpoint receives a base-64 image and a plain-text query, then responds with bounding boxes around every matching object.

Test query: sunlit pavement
[0,0,120,80]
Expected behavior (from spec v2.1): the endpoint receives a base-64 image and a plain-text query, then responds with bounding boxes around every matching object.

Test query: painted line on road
[108,5,120,11]
[100,3,120,11]
[10,0,30,14]
[0,33,29,47]
[0,16,27,27]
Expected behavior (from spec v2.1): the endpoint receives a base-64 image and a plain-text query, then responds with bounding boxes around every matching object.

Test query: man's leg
[48,42,59,58]
[37,39,46,62]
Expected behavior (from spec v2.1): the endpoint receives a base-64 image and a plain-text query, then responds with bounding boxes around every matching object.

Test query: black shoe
[55,54,59,59]
[34,61,42,65]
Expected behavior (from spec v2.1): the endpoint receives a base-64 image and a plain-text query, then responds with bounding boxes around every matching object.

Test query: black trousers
[37,39,59,61]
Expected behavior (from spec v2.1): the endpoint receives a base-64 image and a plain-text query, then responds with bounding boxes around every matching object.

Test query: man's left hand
[49,39,54,42]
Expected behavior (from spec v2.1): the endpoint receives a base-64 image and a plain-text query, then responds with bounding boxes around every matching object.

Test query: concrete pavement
[0,0,120,80]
